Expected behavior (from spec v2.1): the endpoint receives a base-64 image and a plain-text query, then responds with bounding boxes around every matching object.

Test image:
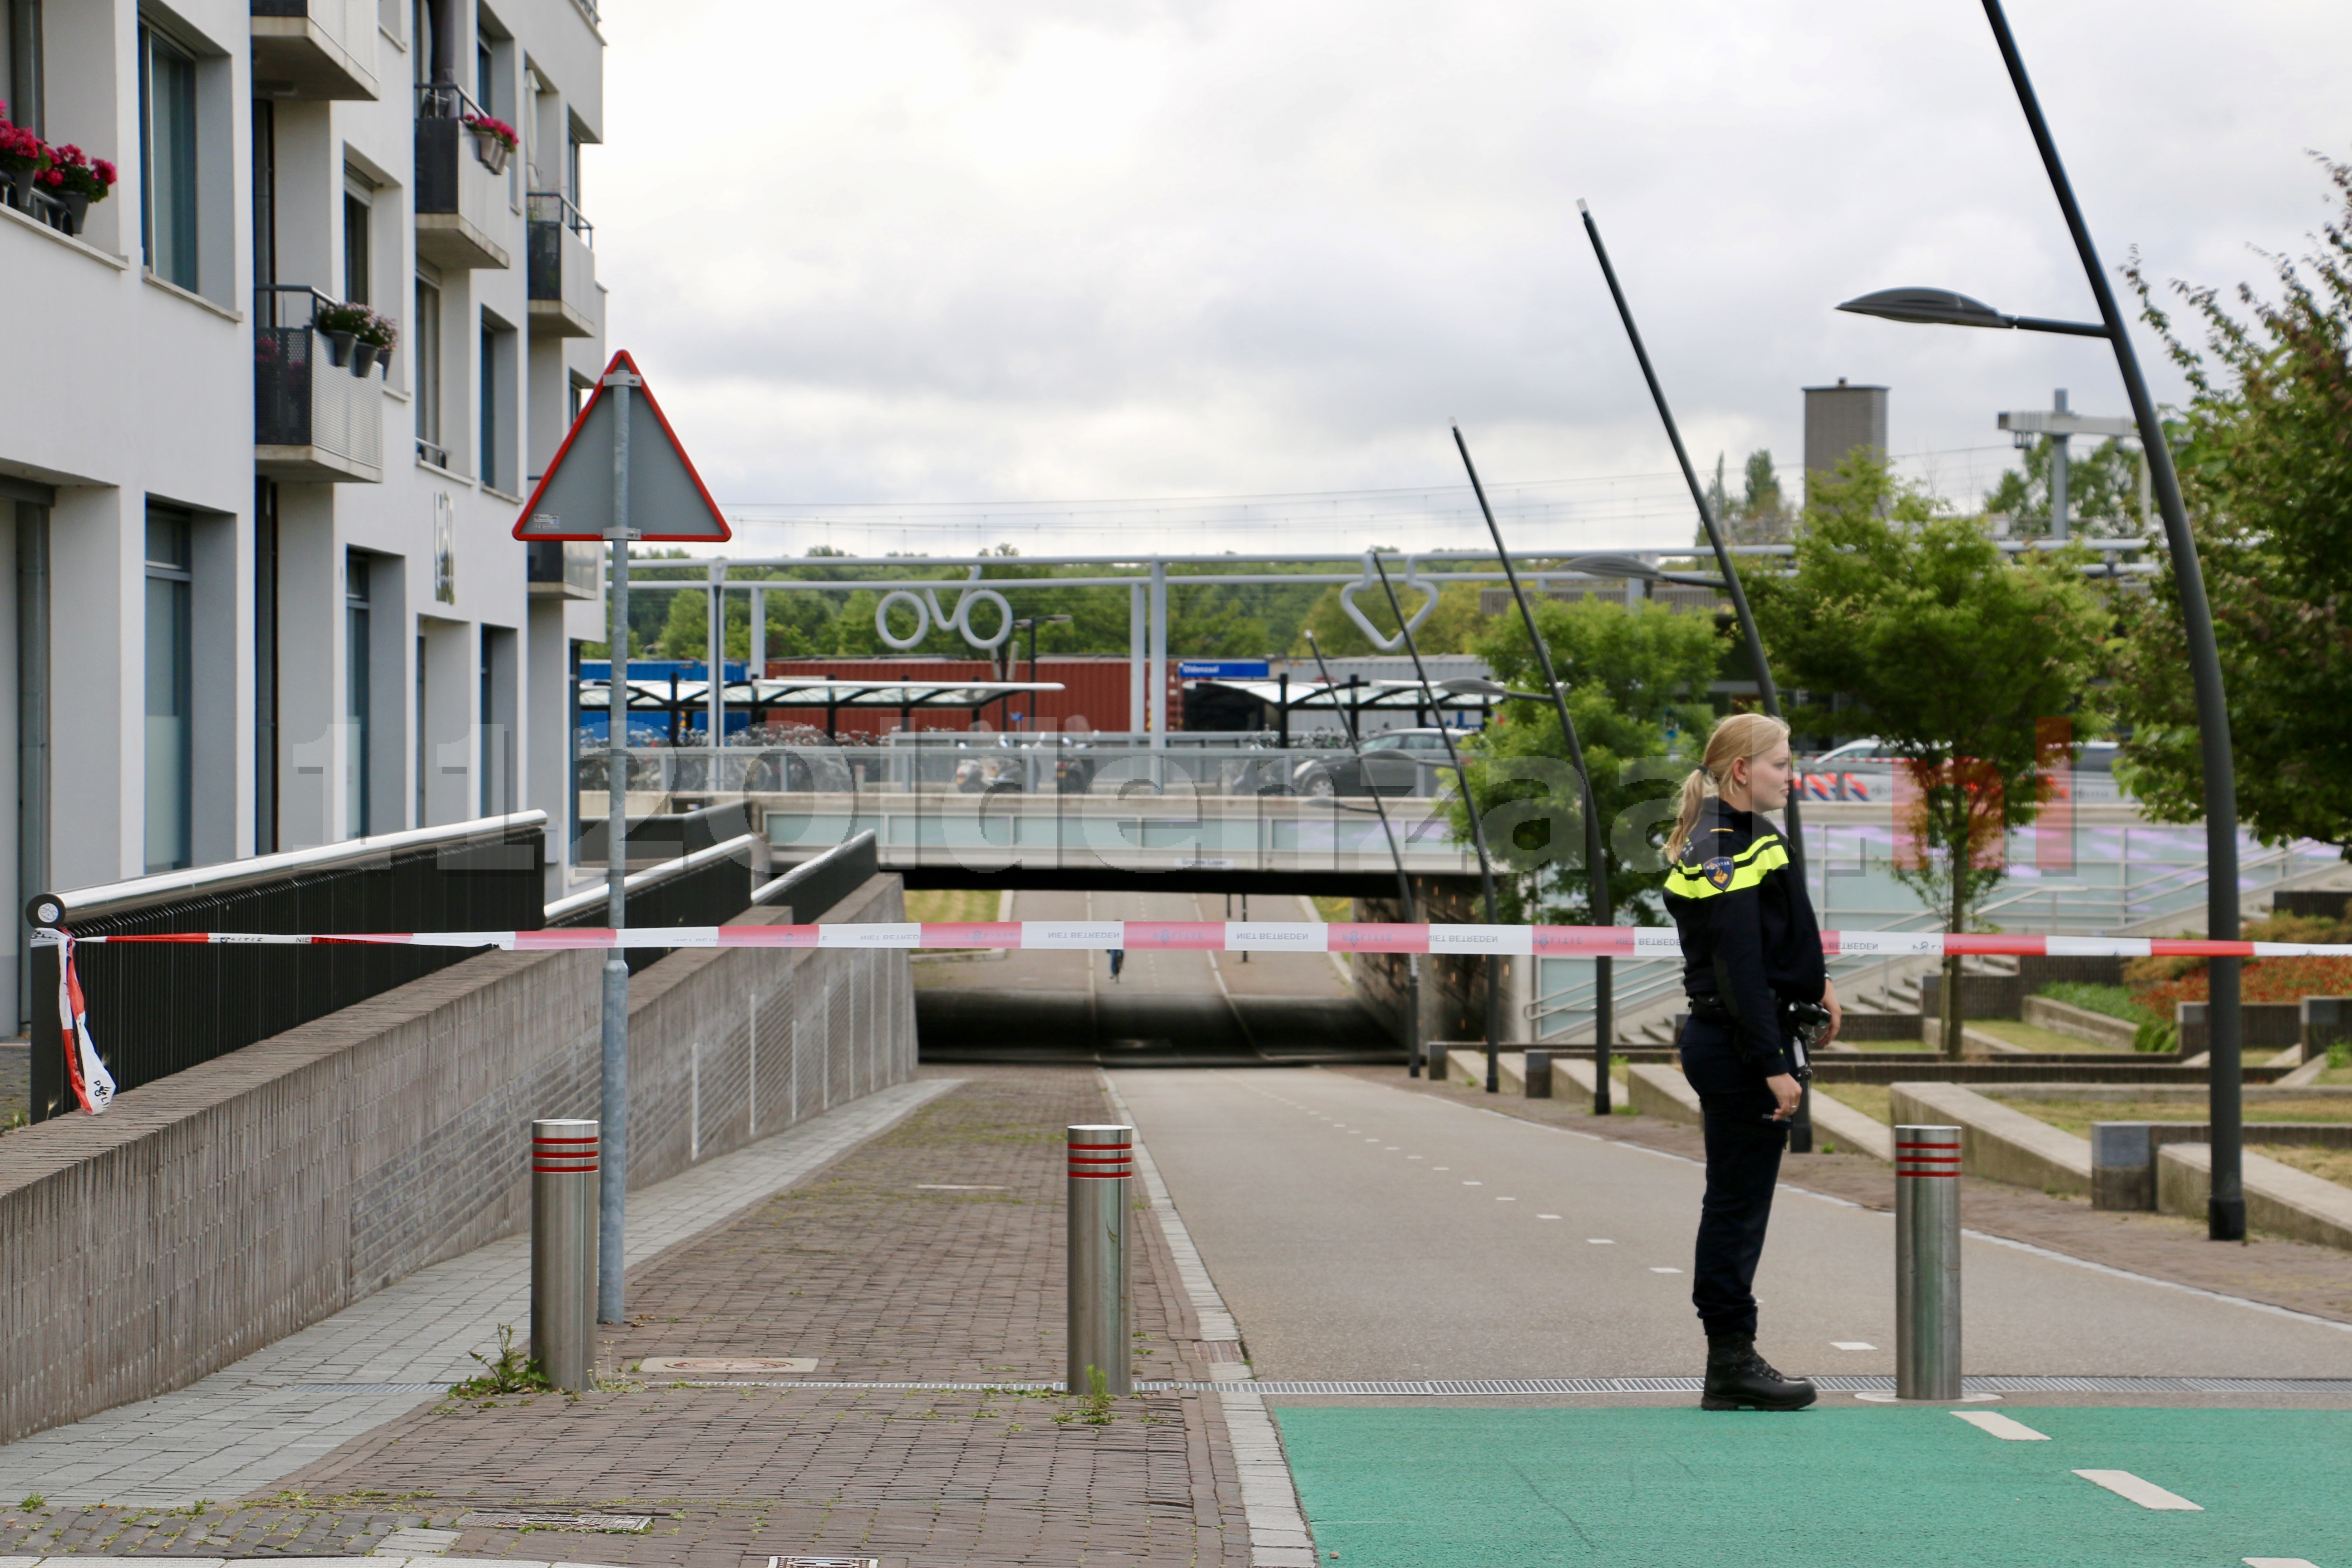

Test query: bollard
[2090,1121,2156,1211]
[1524,1049,1553,1099]
[1894,1123,1962,1400]
[1067,1124,1134,1397]
[532,1117,601,1390]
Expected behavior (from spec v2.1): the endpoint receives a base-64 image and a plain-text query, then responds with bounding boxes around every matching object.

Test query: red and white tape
[32,922,2352,959]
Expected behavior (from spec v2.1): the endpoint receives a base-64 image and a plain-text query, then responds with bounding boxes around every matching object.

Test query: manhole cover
[641,1356,819,1375]
[457,1513,656,1532]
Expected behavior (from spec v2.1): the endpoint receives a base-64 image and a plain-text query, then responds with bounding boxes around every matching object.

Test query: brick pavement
[0,1068,1260,1567]
[1347,1064,2352,1325]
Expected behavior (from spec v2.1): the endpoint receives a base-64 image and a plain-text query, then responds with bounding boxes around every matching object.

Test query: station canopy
[1187,677,1494,714]
[581,675,1066,728]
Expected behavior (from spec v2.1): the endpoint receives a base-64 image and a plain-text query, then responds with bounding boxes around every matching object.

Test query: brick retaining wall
[0,874,912,1445]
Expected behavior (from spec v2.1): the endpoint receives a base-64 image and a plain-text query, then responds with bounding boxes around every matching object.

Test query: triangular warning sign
[513,351,732,542]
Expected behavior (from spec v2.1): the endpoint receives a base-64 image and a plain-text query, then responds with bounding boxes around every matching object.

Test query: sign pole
[599,366,636,1325]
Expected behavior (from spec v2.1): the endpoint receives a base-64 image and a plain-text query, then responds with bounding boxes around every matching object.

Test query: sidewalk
[0,1067,1273,1567]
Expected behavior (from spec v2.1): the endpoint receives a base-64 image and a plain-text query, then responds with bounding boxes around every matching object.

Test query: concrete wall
[0,873,911,1445]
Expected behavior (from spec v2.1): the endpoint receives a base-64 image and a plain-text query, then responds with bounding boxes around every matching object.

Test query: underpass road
[1109,1066,2352,1381]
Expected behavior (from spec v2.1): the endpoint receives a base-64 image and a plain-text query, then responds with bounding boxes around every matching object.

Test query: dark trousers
[1679,1017,1788,1339]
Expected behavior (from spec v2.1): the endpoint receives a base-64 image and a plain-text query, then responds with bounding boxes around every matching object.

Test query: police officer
[1661,712,1841,1411]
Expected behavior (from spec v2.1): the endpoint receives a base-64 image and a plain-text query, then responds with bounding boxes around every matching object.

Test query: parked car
[1292,728,1458,798]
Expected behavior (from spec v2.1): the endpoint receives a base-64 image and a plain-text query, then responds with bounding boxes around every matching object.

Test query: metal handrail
[526,189,593,246]
[751,829,878,906]
[254,283,340,330]
[543,832,759,924]
[415,79,487,121]
[32,809,548,925]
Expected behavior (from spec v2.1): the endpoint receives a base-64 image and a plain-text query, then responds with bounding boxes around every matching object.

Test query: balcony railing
[525,190,599,337]
[414,81,511,270]
[255,285,386,483]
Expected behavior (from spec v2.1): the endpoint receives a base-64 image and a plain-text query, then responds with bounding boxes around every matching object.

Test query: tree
[1450,599,1725,925]
[1750,452,2109,1055]
[1699,449,1794,546]
[1982,435,2146,538]
[2114,155,2352,852]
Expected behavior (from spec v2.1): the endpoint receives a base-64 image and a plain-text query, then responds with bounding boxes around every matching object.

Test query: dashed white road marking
[1588,1238,1615,1244]
[1537,1213,1561,1219]
[1830,1341,1876,1351]
[2244,1558,2321,1567]
[2074,1470,2202,1511]
[1495,1196,1516,1202]
[1953,1410,2048,1441]
[1650,1267,1684,1274]
[1462,1180,1483,1186]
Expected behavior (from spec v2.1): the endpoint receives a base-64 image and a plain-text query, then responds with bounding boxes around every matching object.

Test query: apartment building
[0,0,611,1031]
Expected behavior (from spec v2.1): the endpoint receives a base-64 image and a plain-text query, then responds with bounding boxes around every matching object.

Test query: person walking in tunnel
[1662,712,1840,1411]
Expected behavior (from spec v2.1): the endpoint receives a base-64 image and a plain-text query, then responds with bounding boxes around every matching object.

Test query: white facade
[0,0,611,1031]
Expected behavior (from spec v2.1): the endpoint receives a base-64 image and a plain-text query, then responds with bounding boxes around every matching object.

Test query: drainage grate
[642,1357,818,1375]
[755,1558,878,1568]
[285,1382,448,1392]
[457,1513,657,1532]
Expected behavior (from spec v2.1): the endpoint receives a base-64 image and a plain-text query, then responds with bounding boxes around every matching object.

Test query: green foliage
[2114,156,2352,853]
[1451,598,1725,923]
[1982,435,2146,538]
[2330,1040,2351,1070]
[448,1324,553,1398]
[2034,981,2157,1026]
[1702,450,1793,545]
[2134,1019,2180,1054]
[1750,451,2108,943]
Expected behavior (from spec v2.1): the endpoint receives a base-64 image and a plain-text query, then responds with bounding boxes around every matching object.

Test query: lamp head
[1440,677,1509,698]
[1835,287,2012,330]
[1562,552,1661,581]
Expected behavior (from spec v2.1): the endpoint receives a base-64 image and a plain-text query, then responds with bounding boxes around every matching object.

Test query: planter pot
[323,330,355,368]
[60,191,89,234]
[470,131,511,175]
[352,341,380,377]
[375,346,394,378]
[3,166,33,210]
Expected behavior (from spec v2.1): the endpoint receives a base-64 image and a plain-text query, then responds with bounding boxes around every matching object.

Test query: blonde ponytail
[1665,711,1794,861]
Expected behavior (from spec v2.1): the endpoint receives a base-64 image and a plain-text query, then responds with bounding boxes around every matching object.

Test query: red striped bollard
[1895,1123,1962,1400]
[1067,1124,1134,1396]
[532,1118,600,1390]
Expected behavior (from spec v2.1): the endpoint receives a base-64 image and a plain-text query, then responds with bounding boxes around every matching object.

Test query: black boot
[1701,1333,1817,1411]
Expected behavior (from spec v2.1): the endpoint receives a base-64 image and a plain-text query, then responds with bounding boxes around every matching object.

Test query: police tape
[30,923,2352,959]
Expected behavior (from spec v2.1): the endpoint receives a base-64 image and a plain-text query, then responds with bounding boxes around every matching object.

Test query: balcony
[414,83,512,271]
[255,287,386,483]
[250,0,380,101]
[528,540,601,599]
[526,192,599,338]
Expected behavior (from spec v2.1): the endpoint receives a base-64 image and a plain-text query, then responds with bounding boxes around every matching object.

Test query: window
[475,39,491,105]
[479,322,496,490]
[138,22,200,290]
[143,509,193,873]
[345,552,372,836]
[414,273,444,465]
[343,186,370,304]
[2,0,43,137]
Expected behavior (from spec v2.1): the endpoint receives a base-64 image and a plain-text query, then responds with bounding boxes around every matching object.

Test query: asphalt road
[1110,1065,2352,1382]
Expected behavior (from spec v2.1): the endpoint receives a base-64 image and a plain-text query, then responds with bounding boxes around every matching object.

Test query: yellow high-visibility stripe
[1665,837,1790,900]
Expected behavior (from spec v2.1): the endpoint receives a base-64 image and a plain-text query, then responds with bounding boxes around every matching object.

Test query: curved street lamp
[1836,0,2246,1241]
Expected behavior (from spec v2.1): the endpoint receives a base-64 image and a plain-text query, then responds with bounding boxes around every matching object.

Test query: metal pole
[599,365,636,1323]
[1066,1123,1133,1396]
[531,1117,600,1390]
[1977,0,2243,1239]
[1894,1124,1963,1400]
[1577,202,1804,880]
[2047,390,2071,542]
[1148,561,1168,754]
[1128,582,1145,736]
[749,586,765,679]
[1374,557,1502,1093]
[1451,426,1613,1114]
[705,566,724,757]
[1305,629,1421,1076]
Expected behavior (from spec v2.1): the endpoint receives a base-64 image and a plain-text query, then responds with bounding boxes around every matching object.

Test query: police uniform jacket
[1662,797,1826,1074]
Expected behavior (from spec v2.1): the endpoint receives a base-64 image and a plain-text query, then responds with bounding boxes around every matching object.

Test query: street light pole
[1304,629,1425,1078]
[1449,427,1613,1113]
[1577,201,1805,879]
[1835,0,2246,1240]
[1374,556,1504,1093]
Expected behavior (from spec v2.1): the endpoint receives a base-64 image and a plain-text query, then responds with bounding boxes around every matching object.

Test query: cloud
[594,0,2352,552]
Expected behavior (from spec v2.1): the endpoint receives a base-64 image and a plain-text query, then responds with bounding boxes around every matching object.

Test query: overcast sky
[593,0,2352,557]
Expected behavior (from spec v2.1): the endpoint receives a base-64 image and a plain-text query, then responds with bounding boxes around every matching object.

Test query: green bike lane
[1278,1405,2345,1568]
[1109,1066,2352,1568]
